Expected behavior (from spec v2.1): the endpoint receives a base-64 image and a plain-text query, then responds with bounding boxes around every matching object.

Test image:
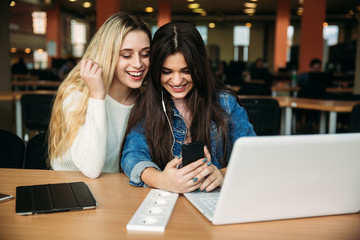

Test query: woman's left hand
[192,146,224,192]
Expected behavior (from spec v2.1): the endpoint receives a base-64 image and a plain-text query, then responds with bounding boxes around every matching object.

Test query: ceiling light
[297,7,303,16]
[83,2,91,8]
[187,0,195,2]
[250,0,258,2]
[208,23,216,28]
[25,48,31,54]
[245,23,252,28]
[244,3,257,8]
[68,0,76,2]
[200,12,207,16]
[145,7,154,13]
[10,1,16,7]
[188,3,200,9]
[10,48,17,53]
[192,8,205,13]
[323,22,328,27]
[244,8,256,14]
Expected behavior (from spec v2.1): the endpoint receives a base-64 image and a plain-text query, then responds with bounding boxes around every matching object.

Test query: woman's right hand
[80,58,105,100]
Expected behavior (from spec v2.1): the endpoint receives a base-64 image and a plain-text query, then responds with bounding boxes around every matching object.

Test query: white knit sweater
[51,91,133,178]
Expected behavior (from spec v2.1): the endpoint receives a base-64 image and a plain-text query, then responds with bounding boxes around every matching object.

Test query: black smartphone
[181,141,205,167]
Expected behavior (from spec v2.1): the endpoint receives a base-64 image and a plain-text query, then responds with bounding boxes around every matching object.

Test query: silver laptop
[184,133,360,225]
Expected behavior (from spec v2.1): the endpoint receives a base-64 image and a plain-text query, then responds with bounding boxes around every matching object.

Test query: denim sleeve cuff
[129,161,161,187]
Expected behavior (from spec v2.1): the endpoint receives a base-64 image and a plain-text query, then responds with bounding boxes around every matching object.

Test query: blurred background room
[1,0,360,138]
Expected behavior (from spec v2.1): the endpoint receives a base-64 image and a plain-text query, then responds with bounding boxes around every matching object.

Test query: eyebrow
[162,66,189,71]
[120,47,150,52]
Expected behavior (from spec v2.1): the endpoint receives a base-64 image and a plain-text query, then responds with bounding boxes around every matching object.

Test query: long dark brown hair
[121,21,235,170]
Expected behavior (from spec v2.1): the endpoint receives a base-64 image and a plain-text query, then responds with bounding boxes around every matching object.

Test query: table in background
[326,87,354,94]
[271,85,300,97]
[287,97,360,134]
[238,95,360,134]
[1,168,360,240]
[11,80,61,91]
[11,74,39,81]
[0,90,56,138]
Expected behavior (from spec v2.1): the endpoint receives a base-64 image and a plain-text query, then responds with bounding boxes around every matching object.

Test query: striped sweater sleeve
[70,97,107,178]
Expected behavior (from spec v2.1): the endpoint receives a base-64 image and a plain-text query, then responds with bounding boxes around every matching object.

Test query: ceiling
[29,0,360,24]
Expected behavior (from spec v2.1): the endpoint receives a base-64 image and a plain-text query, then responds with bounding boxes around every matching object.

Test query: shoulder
[216,90,239,113]
[216,90,236,100]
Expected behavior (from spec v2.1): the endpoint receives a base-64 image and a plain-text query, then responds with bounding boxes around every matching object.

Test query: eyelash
[120,53,150,59]
[161,70,190,75]
[161,70,171,75]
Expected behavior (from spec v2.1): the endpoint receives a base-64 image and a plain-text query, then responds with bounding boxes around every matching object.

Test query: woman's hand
[157,155,211,193]
[192,146,224,192]
[80,58,105,100]
[142,146,223,193]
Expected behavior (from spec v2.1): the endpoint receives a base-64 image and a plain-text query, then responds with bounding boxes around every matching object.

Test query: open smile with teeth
[170,83,189,93]
[171,83,188,89]
[127,71,143,77]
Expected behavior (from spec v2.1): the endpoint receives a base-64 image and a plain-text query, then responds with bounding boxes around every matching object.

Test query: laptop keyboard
[199,197,218,212]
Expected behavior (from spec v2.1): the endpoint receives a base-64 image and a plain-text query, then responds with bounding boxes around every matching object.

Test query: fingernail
[193,177,198,182]
[203,158,207,162]
[177,155,181,159]
[207,161,212,166]
[197,188,201,192]
[203,189,207,193]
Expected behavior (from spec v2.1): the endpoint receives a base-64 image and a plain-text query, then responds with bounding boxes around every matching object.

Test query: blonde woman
[48,12,151,178]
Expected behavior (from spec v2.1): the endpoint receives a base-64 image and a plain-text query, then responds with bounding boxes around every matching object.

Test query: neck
[108,83,139,105]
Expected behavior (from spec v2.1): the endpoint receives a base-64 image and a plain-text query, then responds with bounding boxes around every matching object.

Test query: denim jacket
[121,91,256,186]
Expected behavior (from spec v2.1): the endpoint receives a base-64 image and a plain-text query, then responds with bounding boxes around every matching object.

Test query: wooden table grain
[1,169,360,240]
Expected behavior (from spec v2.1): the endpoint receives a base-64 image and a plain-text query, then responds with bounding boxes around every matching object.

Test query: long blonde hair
[48,12,151,165]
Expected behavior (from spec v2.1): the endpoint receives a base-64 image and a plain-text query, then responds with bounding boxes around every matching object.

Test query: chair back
[237,83,272,96]
[298,72,332,99]
[349,103,360,133]
[0,129,25,168]
[20,94,55,139]
[24,133,49,169]
[241,98,281,135]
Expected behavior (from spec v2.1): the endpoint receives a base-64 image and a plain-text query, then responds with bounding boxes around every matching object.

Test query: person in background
[11,57,28,75]
[296,58,322,87]
[48,12,151,178]
[249,57,274,85]
[121,21,256,193]
[215,61,227,83]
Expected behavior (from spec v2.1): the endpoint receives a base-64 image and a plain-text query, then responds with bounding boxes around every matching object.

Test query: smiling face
[160,52,194,99]
[112,30,150,90]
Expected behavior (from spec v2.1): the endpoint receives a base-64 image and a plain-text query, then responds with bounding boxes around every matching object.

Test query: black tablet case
[16,182,97,215]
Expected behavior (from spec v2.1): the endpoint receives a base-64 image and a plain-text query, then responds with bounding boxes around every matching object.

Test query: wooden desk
[271,85,300,97]
[286,97,360,134]
[238,96,360,134]
[1,169,360,240]
[326,87,354,94]
[12,80,61,90]
[11,74,39,81]
[0,90,56,138]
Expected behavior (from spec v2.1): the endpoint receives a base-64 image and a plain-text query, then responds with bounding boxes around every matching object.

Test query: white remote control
[127,189,179,232]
